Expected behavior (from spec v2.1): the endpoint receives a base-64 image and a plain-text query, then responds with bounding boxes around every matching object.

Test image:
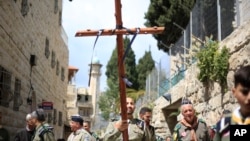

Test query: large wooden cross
[75,1,164,140]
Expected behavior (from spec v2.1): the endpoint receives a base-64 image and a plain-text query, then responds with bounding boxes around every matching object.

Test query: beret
[181,98,192,105]
[71,115,83,124]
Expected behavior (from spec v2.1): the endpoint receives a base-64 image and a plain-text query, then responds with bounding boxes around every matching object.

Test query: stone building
[152,0,250,138]
[0,0,68,140]
[65,56,102,138]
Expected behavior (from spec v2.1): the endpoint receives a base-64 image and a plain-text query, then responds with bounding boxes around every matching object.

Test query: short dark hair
[31,108,46,122]
[234,65,250,88]
[139,107,152,115]
[83,121,91,125]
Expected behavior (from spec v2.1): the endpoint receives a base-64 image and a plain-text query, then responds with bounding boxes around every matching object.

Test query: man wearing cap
[103,97,145,141]
[172,98,210,141]
[67,115,94,141]
[31,108,56,141]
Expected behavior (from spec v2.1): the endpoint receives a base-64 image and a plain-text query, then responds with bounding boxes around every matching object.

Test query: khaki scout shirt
[32,123,55,141]
[103,118,144,141]
[143,125,156,141]
[173,119,210,141]
[67,129,94,141]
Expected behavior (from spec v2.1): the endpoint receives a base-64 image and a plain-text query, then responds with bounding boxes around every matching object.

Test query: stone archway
[162,98,182,134]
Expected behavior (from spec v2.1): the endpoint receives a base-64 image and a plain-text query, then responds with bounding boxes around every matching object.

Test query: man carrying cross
[103,97,145,141]
[75,0,164,140]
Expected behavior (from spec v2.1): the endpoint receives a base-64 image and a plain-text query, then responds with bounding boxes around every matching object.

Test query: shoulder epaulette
[174,122,181,131]
[133,118,144,130]
[198,118,207,125]
[37,125,54,141]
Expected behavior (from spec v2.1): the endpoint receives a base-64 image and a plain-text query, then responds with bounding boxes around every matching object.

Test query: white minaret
[89,56,102,126]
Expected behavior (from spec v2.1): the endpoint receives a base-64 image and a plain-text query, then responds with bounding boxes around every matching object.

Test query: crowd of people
[1,65,250,141]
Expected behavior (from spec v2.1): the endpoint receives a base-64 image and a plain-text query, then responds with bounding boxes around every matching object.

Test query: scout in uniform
[172,98,210,141]
[30,109,56,141]
[83,121,100,141]
[213,65,250,141]
[67,115,94,141]
[139,106,156,141]
[103,97,145,141]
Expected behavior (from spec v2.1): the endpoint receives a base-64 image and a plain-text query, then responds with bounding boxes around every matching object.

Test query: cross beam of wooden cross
[75,1,164,140]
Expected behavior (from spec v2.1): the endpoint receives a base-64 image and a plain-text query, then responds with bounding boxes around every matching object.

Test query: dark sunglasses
[240,88,250,96]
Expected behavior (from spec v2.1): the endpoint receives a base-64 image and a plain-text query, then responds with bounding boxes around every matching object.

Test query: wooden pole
[114,0,128,140]
[75,1,165,140]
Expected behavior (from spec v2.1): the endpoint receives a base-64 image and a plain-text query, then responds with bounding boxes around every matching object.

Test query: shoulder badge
[198,118,208,127]
[135,118,144,130]
[173,122,181,141]
[83,134,90,141]
[174,122,181,131]
[198,118,206,123]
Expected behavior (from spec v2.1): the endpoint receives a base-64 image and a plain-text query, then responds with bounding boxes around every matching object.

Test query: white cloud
[62,0,169,90]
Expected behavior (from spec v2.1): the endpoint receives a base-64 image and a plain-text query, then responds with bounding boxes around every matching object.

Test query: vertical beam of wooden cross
[75,1,164,140]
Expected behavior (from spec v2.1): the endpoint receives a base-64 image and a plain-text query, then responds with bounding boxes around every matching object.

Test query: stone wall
[0,0,68,140]
[239,0,250,25]
[153,19,250,138]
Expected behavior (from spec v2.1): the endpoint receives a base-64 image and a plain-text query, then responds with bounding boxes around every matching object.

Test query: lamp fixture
[163,93,171,104]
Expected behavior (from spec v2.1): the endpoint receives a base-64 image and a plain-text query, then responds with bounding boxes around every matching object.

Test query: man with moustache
[172,98,210,141]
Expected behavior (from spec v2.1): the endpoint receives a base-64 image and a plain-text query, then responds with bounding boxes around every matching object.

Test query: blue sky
[62,0,169,91]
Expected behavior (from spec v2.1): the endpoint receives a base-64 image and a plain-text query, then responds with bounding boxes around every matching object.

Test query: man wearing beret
[172,98,210,141]
[67,115,94,141]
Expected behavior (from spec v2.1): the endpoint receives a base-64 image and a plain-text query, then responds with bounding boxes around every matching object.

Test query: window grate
[0,66,13,107]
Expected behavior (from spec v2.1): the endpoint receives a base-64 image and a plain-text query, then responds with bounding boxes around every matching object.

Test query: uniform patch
[83,134,90,141]
[173,132,177,141]
[181,131,187,137]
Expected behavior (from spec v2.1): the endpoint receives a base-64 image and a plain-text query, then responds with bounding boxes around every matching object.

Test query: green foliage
[99,37,139,120]
[98,90,118,120]
[123,37,139,90]
[136,51,155,89]
[196,37,229,87]
[213,46,230,85]
[144,0,196,53]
